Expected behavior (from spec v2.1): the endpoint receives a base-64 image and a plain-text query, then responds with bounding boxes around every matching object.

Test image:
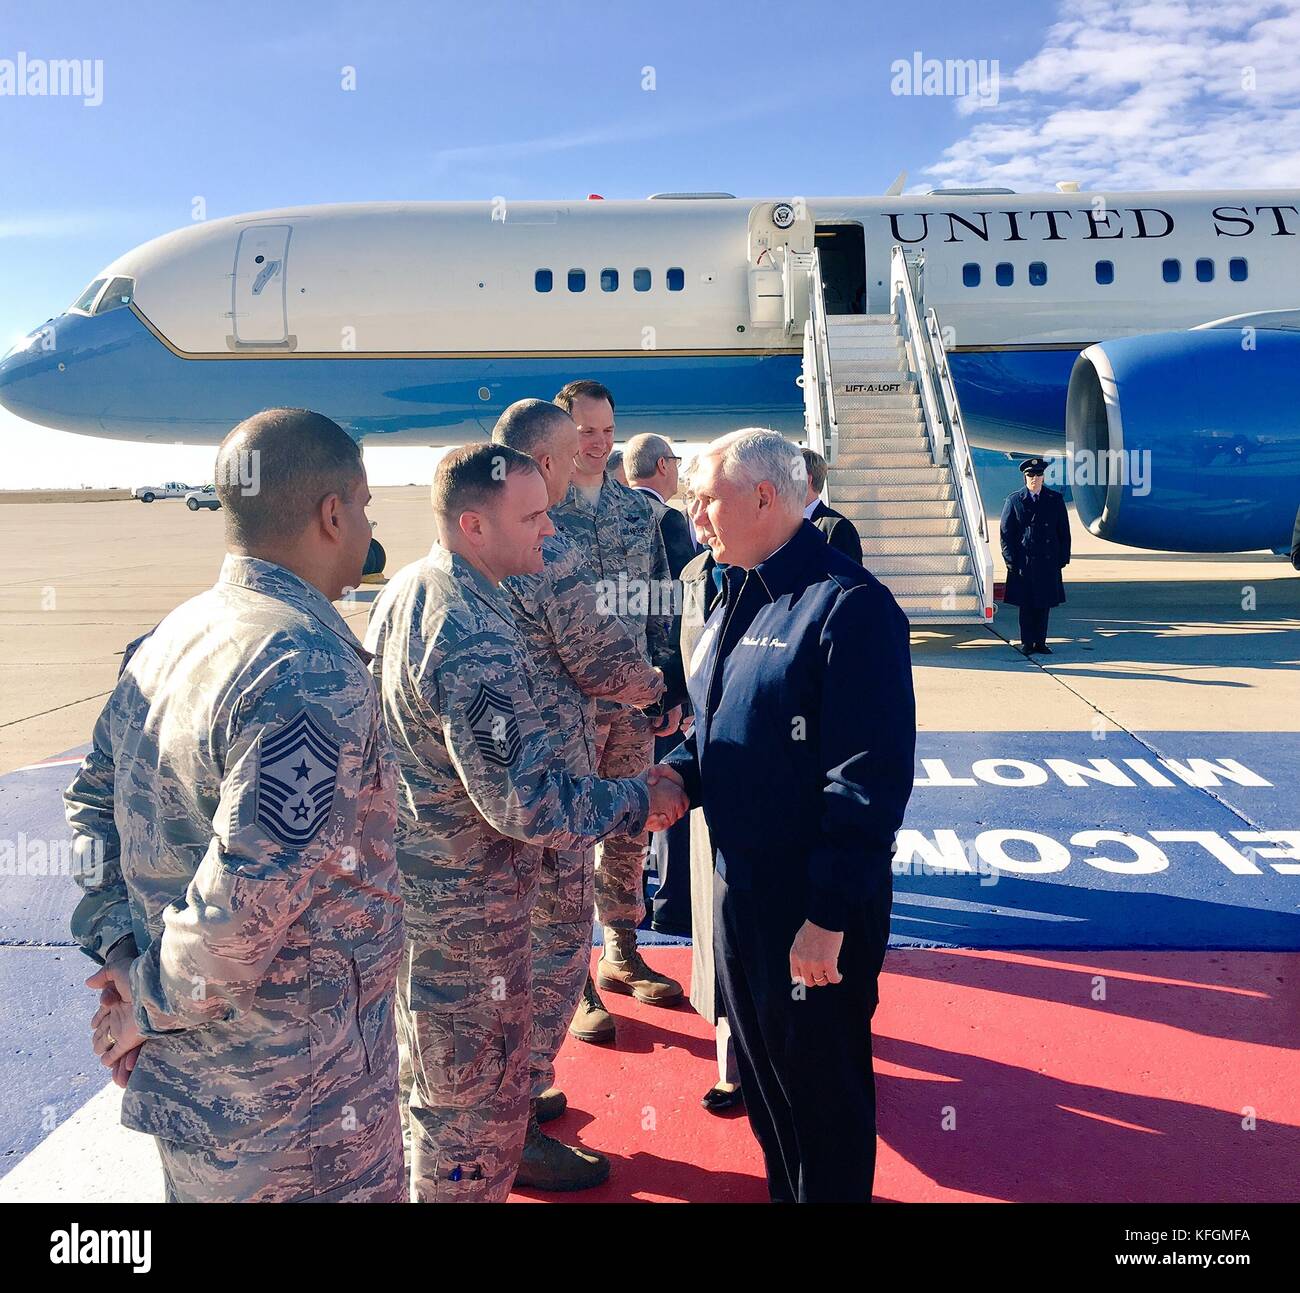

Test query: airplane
[2,188,1298,555]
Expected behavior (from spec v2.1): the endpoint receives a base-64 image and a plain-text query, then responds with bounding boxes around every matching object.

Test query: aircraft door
[232,224,291,345]
[747,200,814,331]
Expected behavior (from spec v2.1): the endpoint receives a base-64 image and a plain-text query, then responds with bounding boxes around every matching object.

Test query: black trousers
[648,732,693,936]
[1017,604,1051,647]
[714,869,891,1203]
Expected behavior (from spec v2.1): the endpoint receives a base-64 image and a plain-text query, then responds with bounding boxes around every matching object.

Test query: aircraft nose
[0,322,65,424]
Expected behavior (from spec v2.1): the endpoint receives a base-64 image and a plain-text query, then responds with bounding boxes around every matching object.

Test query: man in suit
[626,433,696,937]
[801,448,863,564]
[626,434,696,577]
[656,429,916,1202]
[1000,456,1072,655]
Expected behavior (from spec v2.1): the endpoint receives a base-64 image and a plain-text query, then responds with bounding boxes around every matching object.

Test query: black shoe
[1036,643,1053,654]
[701,1083,744,1114]
[1020,643,1039,655]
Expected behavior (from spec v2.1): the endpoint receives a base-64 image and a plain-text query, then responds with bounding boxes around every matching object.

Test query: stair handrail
[922,305,997,620]
[805,247,839,465]
[889,245,946,469]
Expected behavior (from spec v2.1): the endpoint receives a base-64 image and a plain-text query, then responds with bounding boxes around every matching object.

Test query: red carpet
[510,947,1300,1203]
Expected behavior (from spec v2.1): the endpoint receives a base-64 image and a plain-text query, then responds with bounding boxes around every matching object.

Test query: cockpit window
[94,276,135,314]
[70,278,107,314]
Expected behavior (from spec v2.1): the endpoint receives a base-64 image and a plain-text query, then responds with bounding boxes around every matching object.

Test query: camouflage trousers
[593,705,656,929]
[529,916,591,1097]
[397,966,533,1203]
[529,831,596,1098]
[156,1105,406,1203]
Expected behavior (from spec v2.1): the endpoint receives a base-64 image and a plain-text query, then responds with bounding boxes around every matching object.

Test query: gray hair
[624,433,674,482]
[704,428,806,510]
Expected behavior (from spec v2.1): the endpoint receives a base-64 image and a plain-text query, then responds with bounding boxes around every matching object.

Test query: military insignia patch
[256,710,341,847]
[466,682,522,769]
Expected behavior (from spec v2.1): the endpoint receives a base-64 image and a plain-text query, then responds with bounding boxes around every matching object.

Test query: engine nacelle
[1065,322,1300,552]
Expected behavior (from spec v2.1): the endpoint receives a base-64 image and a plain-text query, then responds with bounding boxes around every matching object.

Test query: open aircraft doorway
[815,222,866,314]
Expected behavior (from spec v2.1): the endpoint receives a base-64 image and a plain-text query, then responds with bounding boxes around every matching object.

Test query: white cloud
[921,0,1300,191]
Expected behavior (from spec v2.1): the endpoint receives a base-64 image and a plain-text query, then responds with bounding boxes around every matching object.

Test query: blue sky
[2,0,1297,485]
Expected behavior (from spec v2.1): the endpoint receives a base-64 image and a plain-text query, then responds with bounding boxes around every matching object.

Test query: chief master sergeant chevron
[63,408,406,1204]
[365,443,687,1203]
[655,428,916,1204]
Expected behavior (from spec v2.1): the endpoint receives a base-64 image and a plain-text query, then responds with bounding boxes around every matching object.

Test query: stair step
[833,482,954,503]
[835,394,920,411]
[836,498,960,521]
[897,600,988,623]
[830,361,910,378]
[827,314,895,326]
[858,533,967,554]
[855,516,964,538]
[874,573,978,596]
[868,554,973,577]
[831,466,948,485]
[835,408,926,426]
[828,345,906,362]
[832,450,933,469]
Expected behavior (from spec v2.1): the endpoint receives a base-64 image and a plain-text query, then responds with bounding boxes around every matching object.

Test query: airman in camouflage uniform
[64,409,405,1204]
[366,444,668,1203]
[491,398,667,1189]
[552,381,686,1021]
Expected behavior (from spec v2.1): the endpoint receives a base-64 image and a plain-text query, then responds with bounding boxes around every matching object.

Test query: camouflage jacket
[64,556,404,1153]
[551,474,676,690]
[503,527,665,921]
[364,543,650,1009]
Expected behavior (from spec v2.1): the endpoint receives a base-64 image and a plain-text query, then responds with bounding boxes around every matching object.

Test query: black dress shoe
[1020,643,1039,655]
[702,1084,744,1114]
[1036,643,1053,654]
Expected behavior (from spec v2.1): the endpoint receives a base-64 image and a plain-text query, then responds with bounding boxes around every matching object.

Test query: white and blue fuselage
[3,190,1299,550]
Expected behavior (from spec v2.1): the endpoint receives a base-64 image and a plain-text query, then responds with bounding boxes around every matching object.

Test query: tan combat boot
[513,1110,610,1192]
[568,973,616,1044]
[596,927,684,1005]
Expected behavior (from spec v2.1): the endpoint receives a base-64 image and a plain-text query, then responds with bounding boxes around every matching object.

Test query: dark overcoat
[1000,485,1071,608]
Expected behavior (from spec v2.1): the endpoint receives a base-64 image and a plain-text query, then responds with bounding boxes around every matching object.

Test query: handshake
[642,764,689,832]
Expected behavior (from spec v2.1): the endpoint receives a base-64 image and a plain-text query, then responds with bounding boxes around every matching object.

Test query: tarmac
[1,488,1297,1201]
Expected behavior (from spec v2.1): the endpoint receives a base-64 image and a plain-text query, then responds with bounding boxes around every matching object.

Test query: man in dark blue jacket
[653,429,916,1203]
[1000,457,1071,655]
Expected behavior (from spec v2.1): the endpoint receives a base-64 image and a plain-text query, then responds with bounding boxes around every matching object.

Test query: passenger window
[1162,259,1180,283]
[1229,257,1248,282]
[568,269,586,293]
[962,263,981,287]
[995,263,1014,286]
[666,267,685,292]
[535,269,553,293]
[600,268,619,292]
[633,267,651,292]
[1095,260,1115,285]
[1028,261,1047,286]
[1196,258,1214,282]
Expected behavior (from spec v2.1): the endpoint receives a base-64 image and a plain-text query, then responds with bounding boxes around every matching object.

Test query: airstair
[800,245,996,624]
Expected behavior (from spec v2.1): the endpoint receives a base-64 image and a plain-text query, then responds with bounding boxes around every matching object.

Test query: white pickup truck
[132,481,192,502]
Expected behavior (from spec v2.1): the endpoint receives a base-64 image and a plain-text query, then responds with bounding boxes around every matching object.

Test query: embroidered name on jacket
[740,635,789,649]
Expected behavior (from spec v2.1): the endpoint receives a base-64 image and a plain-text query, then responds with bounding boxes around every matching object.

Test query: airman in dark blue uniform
[1000,457,1072,655]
